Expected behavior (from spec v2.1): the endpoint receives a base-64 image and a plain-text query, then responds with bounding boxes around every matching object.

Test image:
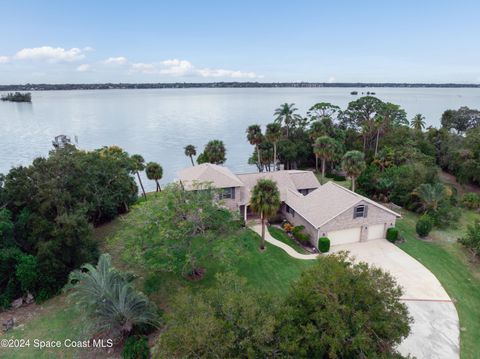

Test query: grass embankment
[1,214,313,358]
[396,209,480,358]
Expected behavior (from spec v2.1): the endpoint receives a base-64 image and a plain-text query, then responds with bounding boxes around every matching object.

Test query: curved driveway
[250,225,460,359]
[330,239,459,359]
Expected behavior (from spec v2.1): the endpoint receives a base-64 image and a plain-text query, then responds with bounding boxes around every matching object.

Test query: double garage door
[327,224,385,246]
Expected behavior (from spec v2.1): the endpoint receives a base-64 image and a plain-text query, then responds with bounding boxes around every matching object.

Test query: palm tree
[411,114,426,131]
[274,103,301,138]
[184,145,197,166]
[250,179,281,250]
[341,151,366,192]
[313,136,340,180]
[66,254,159,338]
[130,154,147,199]
[203,139,227,165]
[414,183,446,213]
[265,123,282,171]
[246,125,264,172]
[146,161,163,192]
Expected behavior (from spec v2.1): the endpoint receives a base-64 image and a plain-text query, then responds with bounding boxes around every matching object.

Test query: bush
[122,335,149,359]
[416,215,433,237]
[462,193,480,209]
[458,220,480,258]
[325,172,335,178]
[283,222,293,233]
[292,226,311,244]
[386,228,399,243]
[333,175,346,181]
[318,237,330,253]
[277,252,411,357]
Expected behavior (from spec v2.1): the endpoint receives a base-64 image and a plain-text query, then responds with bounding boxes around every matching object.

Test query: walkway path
[250,224,318,260]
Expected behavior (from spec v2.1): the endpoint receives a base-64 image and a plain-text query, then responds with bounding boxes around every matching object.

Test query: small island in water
[1,92,32,102]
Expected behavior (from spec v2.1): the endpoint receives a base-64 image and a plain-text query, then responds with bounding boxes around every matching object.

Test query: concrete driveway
[331,239,459,359]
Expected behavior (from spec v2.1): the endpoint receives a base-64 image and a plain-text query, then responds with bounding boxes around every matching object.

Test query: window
[354,205,367,218]
[221,187,235,199]
[286,205,295,217]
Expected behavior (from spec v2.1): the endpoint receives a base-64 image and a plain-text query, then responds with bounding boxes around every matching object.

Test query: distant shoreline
[0,82,479,91]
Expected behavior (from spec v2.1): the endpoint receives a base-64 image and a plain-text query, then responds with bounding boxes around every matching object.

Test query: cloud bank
[0,46,262,80]
[130,58,261,79]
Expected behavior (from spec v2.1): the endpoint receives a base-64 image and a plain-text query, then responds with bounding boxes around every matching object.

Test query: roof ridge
[328,181,401,217]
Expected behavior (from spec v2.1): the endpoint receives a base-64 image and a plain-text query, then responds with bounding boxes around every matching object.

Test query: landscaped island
[0,92,31,102]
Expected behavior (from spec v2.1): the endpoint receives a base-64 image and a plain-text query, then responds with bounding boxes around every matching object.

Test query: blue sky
[0,0,479,84]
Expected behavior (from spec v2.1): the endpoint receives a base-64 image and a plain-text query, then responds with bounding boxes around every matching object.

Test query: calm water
[1,88,479,191]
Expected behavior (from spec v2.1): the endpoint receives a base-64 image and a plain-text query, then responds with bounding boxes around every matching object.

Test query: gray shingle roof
[177,163,244,189]
[286,181,400,228]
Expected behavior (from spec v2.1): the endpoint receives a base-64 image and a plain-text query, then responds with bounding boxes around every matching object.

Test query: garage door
[327,227,362,245]
[368,224,385,240]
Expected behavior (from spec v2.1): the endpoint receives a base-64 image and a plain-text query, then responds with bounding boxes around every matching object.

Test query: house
[177,163,400,248]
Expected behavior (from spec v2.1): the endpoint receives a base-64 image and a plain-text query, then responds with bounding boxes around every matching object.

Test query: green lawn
[2,220,313,359]
[396,209,480,358]
[314,172,351,188]
[268,226,309,254]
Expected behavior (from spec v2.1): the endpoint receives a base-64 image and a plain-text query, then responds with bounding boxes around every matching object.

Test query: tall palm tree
[341,150,366,192]
[265,123,282,171]
[66,254,159,338]
[313,136,340,180]
[130,154,147,199]
[184,144,197,166]
[146,161,163,192]
[246,125,264,172]
[411,114,426,131]
[414,183,446,213]
[274,103,301,138]
[203,140,226,165]
[250,179,281,250]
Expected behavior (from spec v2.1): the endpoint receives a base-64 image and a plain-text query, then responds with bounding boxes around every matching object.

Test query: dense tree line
[0,145,141,307]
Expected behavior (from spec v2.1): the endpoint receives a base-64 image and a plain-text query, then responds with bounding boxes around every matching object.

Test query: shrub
[122,335,149,359]
[333,174,346,181]
[15,253,38,293]
[318,237,330,253]
[386,228,399,243]
[462,193,480,210]
[416,215,433,237]
[292,226,311,244]
[325,172,334,178]
[277,252,411,357]
[458,220,480,258]
[291,225,305,237]
[283,222,294,233]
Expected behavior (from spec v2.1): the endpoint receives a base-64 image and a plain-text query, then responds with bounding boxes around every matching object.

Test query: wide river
[1,87,479,191]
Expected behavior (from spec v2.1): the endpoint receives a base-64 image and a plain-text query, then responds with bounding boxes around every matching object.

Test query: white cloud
[196,68,259,79]
[0,56,9,64]
[103,56,128,65]
[327,76,336,83]
[129,58,260,79]
[159,59,193,76]
[14,46,89,62]
[76,64,91,72]
[130,62,157,74]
